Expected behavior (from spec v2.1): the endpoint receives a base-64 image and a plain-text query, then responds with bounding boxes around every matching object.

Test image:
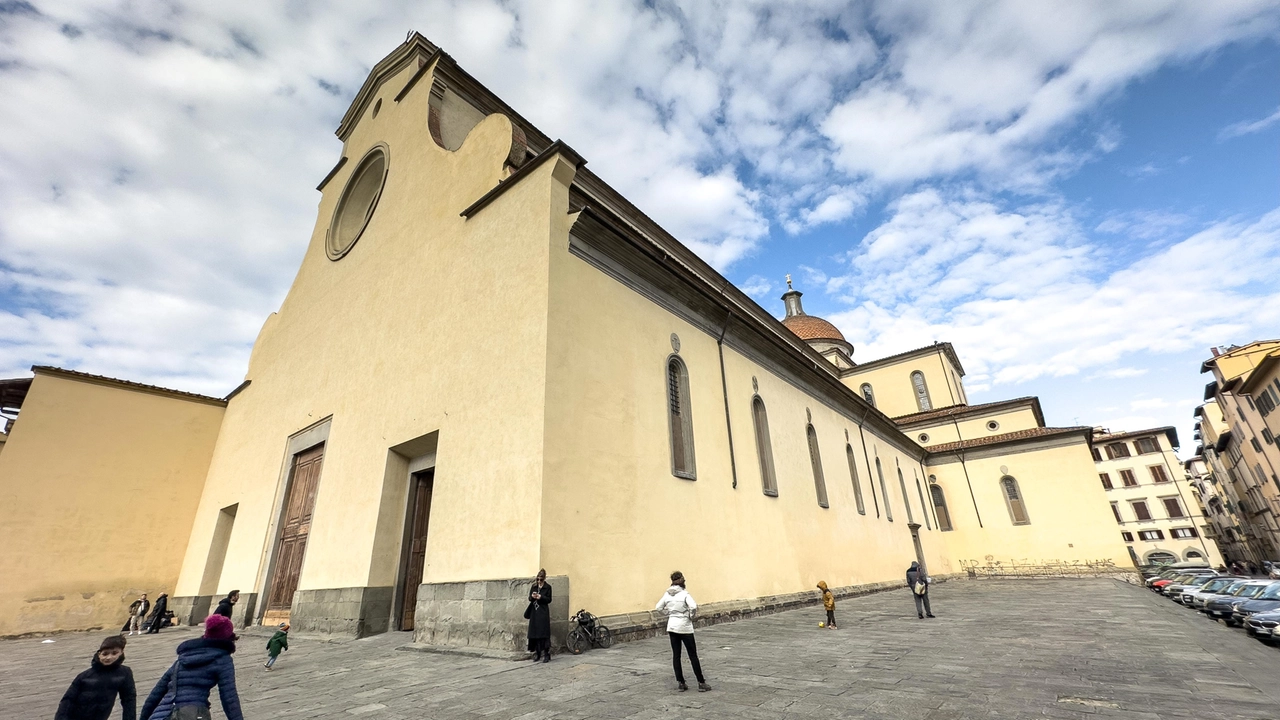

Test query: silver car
[1181,577,1246,607]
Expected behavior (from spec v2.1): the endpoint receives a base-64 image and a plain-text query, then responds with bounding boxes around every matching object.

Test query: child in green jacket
[265,623,289,670]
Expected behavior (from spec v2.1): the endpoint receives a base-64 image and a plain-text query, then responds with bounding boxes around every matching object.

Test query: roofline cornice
[894,396,1045,429]
[841,342,966,378]
[31,366,228,408]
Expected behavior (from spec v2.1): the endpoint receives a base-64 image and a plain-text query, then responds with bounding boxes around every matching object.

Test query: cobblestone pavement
[5,579,1280,719]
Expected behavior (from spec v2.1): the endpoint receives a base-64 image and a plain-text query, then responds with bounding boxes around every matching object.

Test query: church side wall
[840,351,962,419]
[540,240,949,619]
[925,437,1134,574]
[173,60,555,634]
[0,374,223,636]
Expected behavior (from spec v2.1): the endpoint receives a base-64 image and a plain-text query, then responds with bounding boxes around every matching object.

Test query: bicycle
[565,609,612,654]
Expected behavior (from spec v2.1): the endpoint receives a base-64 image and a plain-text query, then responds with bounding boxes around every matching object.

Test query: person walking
[214,591,239,619]
[264,623,289,670]
[817,581,837,629]
[128,595,150,636]
[907,561,935,619]
[526,570,553,663]
[655,571,710,692]
[144,593,169,634]
[56,635,136,720]
[140,614,243,720]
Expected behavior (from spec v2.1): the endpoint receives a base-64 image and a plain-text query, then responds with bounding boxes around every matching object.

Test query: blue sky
[1,1,1278,456]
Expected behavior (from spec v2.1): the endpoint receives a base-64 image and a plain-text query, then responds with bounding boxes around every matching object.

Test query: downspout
[716,291,739,489]
[857,406,880,518]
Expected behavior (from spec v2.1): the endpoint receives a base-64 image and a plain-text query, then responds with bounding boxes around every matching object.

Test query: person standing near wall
[144,594,168,634]
[214,590,239,619]
[127,595,149,636]
[907,561,935,619]
[526,570,553,663]
[655,571,711,692]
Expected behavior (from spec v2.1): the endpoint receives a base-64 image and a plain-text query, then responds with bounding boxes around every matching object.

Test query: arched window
[845,444,865,515]
[752,397,777,496]
[1000,476,1030,525]
[930,482,953,531]
[911,371,932,411]
[807,425,829,508]
[875,457,892,521]
[915,476,932,530]
[666,356,696,479]
[897,467,914,523]
[860,383,876,407]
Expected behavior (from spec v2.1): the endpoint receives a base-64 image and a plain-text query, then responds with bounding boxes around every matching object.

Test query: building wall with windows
[896,400,1043,449]
[839,345,967,418]
[1091,427,1222,567]
[926,433,1132,569]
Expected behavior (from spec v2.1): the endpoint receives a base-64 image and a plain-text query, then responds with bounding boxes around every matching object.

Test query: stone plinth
[412,576,569,653]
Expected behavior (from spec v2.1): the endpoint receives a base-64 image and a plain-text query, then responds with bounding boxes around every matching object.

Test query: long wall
[0,372,223,636]
[540,207,946,619]
[172,58,559,630]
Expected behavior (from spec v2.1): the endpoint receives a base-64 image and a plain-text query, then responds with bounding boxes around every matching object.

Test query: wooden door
[264,444,324,623]
[399,471,433,631]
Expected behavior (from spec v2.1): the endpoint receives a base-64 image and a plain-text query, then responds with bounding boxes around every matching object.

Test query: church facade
[1,34,1135,643]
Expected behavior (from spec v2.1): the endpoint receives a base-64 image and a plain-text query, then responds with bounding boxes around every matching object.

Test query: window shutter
[752,397,777,496]
[930,484,952,531]
[1132,501,1152,521]
[807,425,829,508]
[846,445,865,514]
[1099,473,1112,489]
[1001,477,1029,525]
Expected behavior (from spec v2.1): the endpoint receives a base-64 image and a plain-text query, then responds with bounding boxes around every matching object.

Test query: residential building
[1089,427,1221,567]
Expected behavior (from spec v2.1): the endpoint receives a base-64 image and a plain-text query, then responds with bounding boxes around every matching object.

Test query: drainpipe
[715,291,739,489]
[857,406,880,518]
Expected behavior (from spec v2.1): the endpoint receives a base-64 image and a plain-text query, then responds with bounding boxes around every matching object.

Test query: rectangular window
[1121,531,1134,542]
[1162,497,1185,518]
[1135,437,1160,454]
[1105,443,1131,459]
[1252,437,1264,453]
[1264,428,1275,445]
[1110,502,1122,523]
[1119,469,1138,487]
[1099,472,1113,489]
[1091,447,1102,462]
[1148,465,1170,483]
[1138,529,1164,541]
[1170,527,1198,539]
[1131,500,1152,521]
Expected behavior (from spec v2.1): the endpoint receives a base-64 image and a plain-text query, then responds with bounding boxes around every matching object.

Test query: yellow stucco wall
[903,406,1041,447]
[174,58,559,603]
[924,437,1133,570]
[841,350,965,418]
[0,372,223,636]
[539,209,949,617]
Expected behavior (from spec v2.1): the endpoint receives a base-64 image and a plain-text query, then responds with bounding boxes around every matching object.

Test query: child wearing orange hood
[817,581,837,629]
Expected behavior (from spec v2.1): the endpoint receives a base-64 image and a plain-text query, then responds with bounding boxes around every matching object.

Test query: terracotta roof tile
[780,314,846,342]
[31,366,229,406]
[925,426,1090,455]
[893,396,1041,426]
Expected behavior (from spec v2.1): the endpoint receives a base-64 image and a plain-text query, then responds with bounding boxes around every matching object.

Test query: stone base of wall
[412,576,569,653]
[168,595,212,626]
[596,577,940,644]
[290,587,392,638]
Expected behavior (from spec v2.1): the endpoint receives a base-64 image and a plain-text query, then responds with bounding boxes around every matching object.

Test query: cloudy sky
[2,1,1278,455]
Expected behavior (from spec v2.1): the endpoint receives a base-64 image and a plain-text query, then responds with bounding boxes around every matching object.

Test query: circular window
[986,420,1000,432]
[327,146,388,260]
[918,433,930,443]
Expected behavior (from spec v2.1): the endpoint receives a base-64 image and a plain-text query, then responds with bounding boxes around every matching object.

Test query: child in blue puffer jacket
[140,614,243,720]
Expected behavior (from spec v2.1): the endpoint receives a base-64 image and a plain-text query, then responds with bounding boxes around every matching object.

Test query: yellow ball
[818,622,825,628]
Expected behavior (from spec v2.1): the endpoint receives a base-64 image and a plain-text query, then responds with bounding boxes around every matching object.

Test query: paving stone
[4,579,1280,719]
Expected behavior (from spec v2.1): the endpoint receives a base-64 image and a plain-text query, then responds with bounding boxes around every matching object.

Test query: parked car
[1163,573,1220,599]
[1180,577,1245,607]
[1205,581,1276,625]
[1144,562,1211,585]
[1198,579,1257,613]
[1231,583,1280,626]
[1244,608,1280,641]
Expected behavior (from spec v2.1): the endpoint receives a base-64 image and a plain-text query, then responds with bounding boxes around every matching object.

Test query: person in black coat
[56,635,136,720]
[526,569,553,663]
[144,593,169,634]
[214,590,239,619]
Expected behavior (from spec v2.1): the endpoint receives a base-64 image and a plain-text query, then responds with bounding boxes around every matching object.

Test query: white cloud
[1087,367,1150,380]
[826,190,1280,393]
[739,274,773,299]
[1219,104,1280,140]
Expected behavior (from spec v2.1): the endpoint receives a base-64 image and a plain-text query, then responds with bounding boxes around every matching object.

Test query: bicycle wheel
[596,625,613,649]
[566,628,588,655]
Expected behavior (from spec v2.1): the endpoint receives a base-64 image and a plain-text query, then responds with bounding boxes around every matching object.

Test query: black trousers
[531,637,550,655]
[913,592,932,616]
[826,609,836,626]
[668,631,704,684]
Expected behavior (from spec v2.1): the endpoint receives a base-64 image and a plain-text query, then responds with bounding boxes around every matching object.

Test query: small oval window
[918,433,930,443]
[327,146,388,260]
[987,420,1000,432]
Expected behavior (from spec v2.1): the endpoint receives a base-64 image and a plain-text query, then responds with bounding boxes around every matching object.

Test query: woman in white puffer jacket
[654,571,710,692]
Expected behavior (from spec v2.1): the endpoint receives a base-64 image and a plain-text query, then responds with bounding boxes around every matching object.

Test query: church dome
[781,314,846,342]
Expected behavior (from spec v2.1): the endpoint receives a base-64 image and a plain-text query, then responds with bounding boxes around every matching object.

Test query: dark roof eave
[30,366,228,407]
[841,342,966,378]
[894,396,1044,428]
[925,426,1092,457]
